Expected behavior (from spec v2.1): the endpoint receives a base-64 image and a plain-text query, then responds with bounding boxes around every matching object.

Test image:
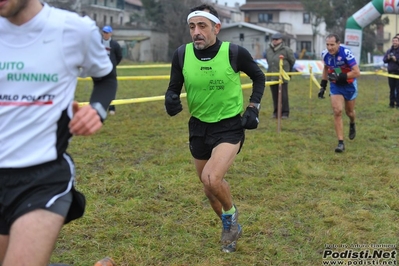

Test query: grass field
[51,64,399,265]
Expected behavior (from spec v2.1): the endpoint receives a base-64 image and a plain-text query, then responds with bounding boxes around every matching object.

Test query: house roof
[213,2,242,12]
[240,1,304,11]
[222,22,278,35]
[125,0,142,7]
[217,8,231,19]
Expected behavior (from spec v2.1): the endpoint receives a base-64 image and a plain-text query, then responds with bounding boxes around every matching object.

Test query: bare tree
[301,0,386,62]
[142,0,203,60]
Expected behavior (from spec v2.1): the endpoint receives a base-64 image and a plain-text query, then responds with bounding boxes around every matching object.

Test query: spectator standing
[265,32,296,119]
[383,36,399,108]
[102,25,122,115]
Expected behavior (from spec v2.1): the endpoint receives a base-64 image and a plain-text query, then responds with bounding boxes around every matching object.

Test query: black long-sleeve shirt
[166,39,265,103]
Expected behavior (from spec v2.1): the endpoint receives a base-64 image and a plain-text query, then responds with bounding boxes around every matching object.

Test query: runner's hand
[165,93,183,116]
[319,80,327,99]
[241,106,259,129]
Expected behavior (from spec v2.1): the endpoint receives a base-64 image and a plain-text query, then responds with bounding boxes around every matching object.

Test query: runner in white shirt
[0,0,117,265]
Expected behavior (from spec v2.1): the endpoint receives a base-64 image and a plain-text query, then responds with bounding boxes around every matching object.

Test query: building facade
[240,0,327,59]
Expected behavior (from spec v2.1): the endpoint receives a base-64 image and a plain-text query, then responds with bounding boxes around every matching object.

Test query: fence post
[309,65,313,116]
[277,55,284,134]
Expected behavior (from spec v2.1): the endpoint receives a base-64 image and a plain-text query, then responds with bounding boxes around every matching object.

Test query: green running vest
[183,42,243,123]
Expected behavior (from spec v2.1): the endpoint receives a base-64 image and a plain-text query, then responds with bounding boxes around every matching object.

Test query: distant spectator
[383,36,399,108]
[102,26,122,115]
[265,32,296,119]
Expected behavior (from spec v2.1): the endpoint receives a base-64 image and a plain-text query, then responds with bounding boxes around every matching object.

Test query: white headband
[187,11,221,25]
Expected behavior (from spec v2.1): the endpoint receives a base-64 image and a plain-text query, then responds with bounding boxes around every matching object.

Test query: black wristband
[320,80,328,87]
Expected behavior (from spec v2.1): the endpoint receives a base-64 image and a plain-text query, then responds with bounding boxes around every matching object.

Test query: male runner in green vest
[165,4,265,253]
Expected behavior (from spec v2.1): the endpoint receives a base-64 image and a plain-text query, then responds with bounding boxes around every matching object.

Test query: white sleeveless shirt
[0,4,112,168]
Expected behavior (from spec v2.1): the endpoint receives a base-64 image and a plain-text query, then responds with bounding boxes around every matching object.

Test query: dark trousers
[270,83,289,117]
[108,81,118,112]
[388,76,399,107]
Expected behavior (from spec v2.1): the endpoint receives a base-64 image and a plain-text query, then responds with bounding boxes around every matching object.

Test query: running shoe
[349,123,356,140]
[221,205,242,253]
[335,143,345,153]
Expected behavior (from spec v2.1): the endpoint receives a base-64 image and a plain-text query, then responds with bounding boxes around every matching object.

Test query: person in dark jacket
[102,26,123,114]
[265,32,296,119]
[383,36,399,108]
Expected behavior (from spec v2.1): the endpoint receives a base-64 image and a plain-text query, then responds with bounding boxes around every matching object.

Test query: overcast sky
[212,0,246,7]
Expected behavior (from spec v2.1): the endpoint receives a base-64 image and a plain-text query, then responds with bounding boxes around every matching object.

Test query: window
[300,41,311,52]
[258,13,273,23]
[110,17,113,25]
[117,0,125,9]
[103,15,106,25]
[303,13,310,24]
[93,13,97,22]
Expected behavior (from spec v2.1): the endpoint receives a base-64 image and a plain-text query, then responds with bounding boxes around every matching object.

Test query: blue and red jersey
[321,45,357,84]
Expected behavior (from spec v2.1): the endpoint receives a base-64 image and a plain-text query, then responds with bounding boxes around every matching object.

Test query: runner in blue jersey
[318,34,361,153]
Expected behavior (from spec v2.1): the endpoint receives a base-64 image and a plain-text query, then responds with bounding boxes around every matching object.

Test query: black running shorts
[188,114,245,160]
[0,155,86,235]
